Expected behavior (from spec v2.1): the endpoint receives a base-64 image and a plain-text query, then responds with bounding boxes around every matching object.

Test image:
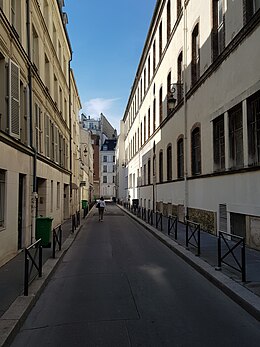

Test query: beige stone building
[0,0,82,265]
[121,0,260,249]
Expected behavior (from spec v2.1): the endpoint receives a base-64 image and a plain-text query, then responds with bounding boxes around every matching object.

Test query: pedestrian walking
[97,197,106,221]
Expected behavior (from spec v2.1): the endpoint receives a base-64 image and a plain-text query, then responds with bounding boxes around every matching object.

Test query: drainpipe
[27,0,37,243]
[183,1,188,221]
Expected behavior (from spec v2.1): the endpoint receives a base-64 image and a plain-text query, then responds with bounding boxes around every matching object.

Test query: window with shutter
[9,59,20,139]
[45,114,50,158]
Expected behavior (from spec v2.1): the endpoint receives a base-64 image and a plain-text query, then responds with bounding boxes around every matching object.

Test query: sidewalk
[119,205,260,321]
[0,216,84,347]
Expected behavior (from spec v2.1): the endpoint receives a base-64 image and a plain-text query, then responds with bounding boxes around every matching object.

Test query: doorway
[18,174,25,250]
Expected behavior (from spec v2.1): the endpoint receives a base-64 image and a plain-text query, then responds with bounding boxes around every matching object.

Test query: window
[0,170,5,228]
[229,104,244,168]
[212,0,225,59]
[45,54,50,91]
[213,115,225,171]
[144,164,146,185]
[32,26,39,68]
[45,114,50,158]
[113,155,116,162]
[103,176,107,183]
[153,40,156,74]
[9,60,20,139]
[35,103,42,153]
[57,182,60,209]
[191,127,201,175]
[141,122,143,145]
[144,68,146,92]
[177,137,184,178]
[247,91,260,165]
[103,165,107,173]
[148,159,151,185]
[244,0,260,23]
[167,0,171,41]
[103,155,107,162]
[153,98,156,132]
[177,0,182,17]
[44,0,49,29]
[11,0,21,36]
[177,51,183,101]
[167,145,172,180]
[159,151,163,183]
[148,56,151,84]
[144,116,146,142]
[140,79,143,101]
[191,23,200,85]
[167,71,171,115]
[148,108,151,138]
[159,87,163,124]
[159,22,163,60]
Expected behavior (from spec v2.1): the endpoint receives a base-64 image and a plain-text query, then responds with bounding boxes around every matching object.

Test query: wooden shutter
[9,59,20,138]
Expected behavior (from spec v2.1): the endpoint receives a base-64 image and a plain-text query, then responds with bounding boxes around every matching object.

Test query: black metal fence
[217,231,246,282]
[186,220,201,256]
[52,224,62,258]
[168,215,178,239]
[24,239,42,296]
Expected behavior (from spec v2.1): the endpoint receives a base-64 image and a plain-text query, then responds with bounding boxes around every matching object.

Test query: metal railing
[24,239,42,296]
[147,209,153,226]
[156,211,163,231]
[71,214,76,233]
[52,224,62,258]
[168,215,178,239]
[216,231,246,282]
[186,220,201,256]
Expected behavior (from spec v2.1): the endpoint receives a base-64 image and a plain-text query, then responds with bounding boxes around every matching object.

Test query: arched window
[177,51,183,101]
[177,0,182,17]
[191,127,201,175]
[167,145,172,180]
[177,137,184,178]
[159,150,163,182]
[191,23,200,85]
[167,0,171,41]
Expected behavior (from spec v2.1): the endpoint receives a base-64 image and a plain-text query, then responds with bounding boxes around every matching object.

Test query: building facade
[0,0,81,265]
[100,139,117,199]
[121,0,260,249]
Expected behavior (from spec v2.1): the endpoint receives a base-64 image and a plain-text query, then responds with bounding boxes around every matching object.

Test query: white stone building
[121,0,260,249]
[0,0,81,265]
[100,139,117,199]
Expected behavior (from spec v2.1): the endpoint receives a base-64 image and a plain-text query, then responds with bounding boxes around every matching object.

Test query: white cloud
[82,97,122,131]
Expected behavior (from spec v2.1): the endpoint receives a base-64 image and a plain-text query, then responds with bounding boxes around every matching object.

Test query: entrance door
[18,174,25,249]
[230,213,246,238]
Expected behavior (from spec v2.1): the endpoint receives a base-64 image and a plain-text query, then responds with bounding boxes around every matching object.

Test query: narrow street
[12,204,260,347]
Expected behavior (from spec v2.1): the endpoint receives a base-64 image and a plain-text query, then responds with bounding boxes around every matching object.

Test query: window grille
[213,114,225,170]
[247,91,260,166]
[191,127,201,175]
[177,138,184,178]
[229,104,243,168]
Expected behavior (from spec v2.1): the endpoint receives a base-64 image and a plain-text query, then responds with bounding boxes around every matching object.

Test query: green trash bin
[36,217,53,247]
[82,200,88,209]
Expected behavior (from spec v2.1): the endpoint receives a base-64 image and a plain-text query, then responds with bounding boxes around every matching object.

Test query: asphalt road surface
[11,204,260,346]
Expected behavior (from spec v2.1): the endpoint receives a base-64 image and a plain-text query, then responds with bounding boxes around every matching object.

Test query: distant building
[100,139,117,199]
[80,113,117,199]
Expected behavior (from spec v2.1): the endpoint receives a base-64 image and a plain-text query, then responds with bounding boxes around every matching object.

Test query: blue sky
[65,0,157,132]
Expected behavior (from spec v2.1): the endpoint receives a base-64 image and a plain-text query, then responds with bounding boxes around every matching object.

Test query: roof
[101,139,117,151]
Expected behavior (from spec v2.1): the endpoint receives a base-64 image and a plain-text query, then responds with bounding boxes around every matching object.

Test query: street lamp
[168,83,183,110]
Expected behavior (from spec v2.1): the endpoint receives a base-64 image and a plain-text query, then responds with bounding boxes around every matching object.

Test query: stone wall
[188,207,216,234]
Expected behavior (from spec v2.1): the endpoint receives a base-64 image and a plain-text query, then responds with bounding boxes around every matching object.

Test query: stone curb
[0,224,84,347]
[119,205,260,322]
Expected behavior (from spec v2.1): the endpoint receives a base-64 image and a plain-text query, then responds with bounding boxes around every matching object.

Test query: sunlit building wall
[121,0,260,249]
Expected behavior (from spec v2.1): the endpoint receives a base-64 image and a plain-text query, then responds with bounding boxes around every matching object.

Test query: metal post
[217,235,221,269]
[160,213,162,231]
[59,225,62,251]
[52,229,55,258]
[186,222,188,248]
[24,253,29,296]
[241,239,246,282]
[197,225,201,256]
[168,216,170,235]
[39,245,42,277]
